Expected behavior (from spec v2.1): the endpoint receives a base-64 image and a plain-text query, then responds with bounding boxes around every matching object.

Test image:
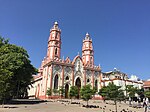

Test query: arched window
[55,42,58,45]
[95,80,98,91]
[87,79,90,83]
[55,32,58,39]
[55,48,57,55]
[65,76,69,80]
[54,75,58,89]
[90,57,93,61]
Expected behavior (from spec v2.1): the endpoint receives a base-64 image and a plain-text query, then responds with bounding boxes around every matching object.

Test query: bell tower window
[55,48,57,56]
[55,32,58,39]
[55,42,58,45]
[90,57,93,64]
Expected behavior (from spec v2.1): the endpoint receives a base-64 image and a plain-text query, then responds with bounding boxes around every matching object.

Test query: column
[84,70,86,86]
[44,66,49,98]
[61,66,64,87]
[92,71,94,88]
[99,72,102,89]
[50,64,53,90]
[72,67,74,86]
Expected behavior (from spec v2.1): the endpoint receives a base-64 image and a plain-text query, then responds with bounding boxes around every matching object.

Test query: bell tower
[82,33,94,66]
[47,22,61,60]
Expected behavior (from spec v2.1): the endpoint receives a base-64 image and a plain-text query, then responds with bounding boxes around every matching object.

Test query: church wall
[73,57,84,87]
[52,64,62,95]
[64,66,72,89]
[40,67,48,97]
[46,66,51,91]
[28,77,42,98]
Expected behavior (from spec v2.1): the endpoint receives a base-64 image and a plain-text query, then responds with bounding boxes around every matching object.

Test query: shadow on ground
[8,99,47,104]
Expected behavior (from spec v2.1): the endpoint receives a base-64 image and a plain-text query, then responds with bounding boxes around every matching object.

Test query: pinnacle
[54,21,58,25]
[85,32,90,40]
[86,32,89,36]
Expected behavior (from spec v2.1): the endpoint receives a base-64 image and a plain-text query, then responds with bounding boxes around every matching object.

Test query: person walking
[143,97,149,112]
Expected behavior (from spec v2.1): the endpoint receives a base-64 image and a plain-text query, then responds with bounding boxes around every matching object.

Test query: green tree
[53,89,59,95]
[99,82,124,112]
[98,86,109,101]
[126,85,138,98]
[80,85,94,106]
[46,88,52,97]
[69,86,78,102]
[0,36,37,103]
[93,87,97,94]
[144,90,150,98]
[126,85,139,106]
[136,88,144,96]
[136,88,145,100]
[117,89,126,102]
[59,86,65,97]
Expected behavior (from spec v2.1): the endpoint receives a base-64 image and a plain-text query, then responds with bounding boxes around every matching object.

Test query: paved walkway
[0,99,146,112]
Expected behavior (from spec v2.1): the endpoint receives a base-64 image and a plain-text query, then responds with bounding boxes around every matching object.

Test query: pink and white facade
[28,22,101,99]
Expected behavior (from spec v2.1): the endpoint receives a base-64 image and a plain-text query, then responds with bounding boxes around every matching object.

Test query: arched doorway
[65,84,69,98]
[75,77,81,99]
[54,75,58,89]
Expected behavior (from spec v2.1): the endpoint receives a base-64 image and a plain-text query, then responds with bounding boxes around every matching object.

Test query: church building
[28,22,102,99]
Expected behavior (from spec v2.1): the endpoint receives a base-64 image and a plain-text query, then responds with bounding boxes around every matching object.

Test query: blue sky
[0,0,150,80]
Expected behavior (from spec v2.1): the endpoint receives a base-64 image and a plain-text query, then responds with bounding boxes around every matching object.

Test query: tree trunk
[115,100,117,112]
[71,98,72,103]
[2,99,5,108]
[17,81,20,98]
[87,100,88,106]
[131,97,133,107]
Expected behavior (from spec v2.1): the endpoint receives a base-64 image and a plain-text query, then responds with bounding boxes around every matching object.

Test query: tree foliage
[136,88,145,98]
[80,85,94,105]
[126,85,138,98]
[0,36,37,102]
[53,89,59,95]
[99,82,124,101]
[59,86,65,97]
[98,86,109,99]
[69,86,78,99]
[144,90,150,98]
[46,88,52,96]
[99,82,125,112]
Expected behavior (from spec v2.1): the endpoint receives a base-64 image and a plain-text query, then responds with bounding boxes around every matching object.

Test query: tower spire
[47,22,61,60]
[82,33,94,66]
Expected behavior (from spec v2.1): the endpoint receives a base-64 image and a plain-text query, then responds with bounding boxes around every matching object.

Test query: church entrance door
[65,84,69,98]
[75,77,81,99]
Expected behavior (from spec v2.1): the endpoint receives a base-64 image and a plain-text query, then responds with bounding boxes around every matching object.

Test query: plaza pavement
[0,99,146,112]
